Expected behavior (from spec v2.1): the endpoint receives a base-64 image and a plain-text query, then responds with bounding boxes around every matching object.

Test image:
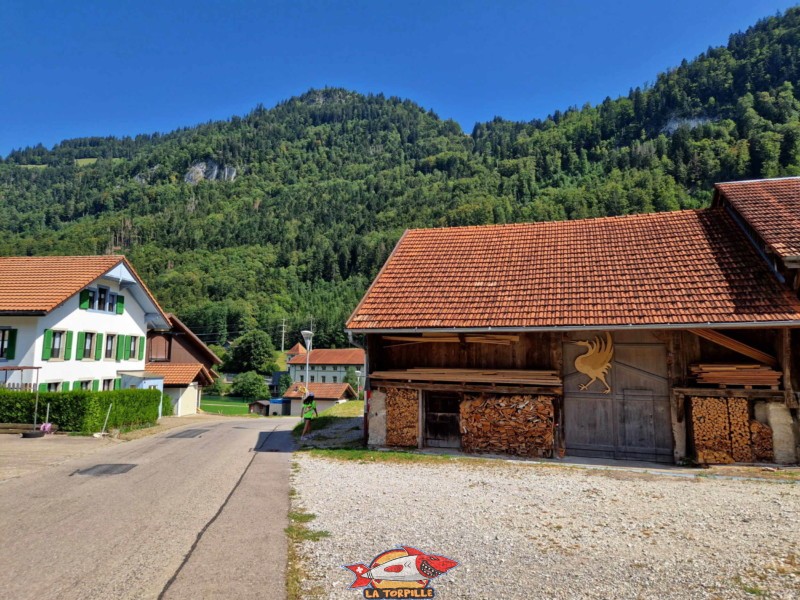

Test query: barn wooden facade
[346,178,800,464]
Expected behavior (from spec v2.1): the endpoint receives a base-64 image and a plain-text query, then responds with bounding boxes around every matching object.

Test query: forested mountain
[3,8,800,348]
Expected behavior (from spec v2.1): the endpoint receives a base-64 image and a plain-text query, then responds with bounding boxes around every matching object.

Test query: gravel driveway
[292,455,799,599]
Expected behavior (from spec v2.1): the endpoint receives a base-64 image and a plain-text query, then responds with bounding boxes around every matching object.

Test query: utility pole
[280,318,286,353]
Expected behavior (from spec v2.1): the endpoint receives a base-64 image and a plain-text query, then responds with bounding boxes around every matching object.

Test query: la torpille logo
[343,546,458,598]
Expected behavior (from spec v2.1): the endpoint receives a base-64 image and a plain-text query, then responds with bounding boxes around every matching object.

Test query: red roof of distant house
[346,207,800,331]
[146,362,215,386]
[287,348,365,365]
[287,342,307,355]
[282,382,357,400]
[715,177,800,259]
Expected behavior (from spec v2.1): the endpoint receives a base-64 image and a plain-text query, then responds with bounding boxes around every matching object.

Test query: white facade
[288,363,360,385]
[164,383,200,417]
[0,264,165,391]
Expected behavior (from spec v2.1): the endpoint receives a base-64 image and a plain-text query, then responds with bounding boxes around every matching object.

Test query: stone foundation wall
[367,389,387,447]
[385,387,419,447]
[460,394,555,458]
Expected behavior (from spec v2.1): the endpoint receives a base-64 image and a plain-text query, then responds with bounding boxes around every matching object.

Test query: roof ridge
[403,208,710,234]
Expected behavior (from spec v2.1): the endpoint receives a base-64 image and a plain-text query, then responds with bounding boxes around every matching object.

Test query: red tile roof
[287,348,365,365]
[287,342,307,355]
[0,255,126,313]
[715,177,800,259]
[282,382,357,400]
[146,362,214,386]
[346,208,800,331]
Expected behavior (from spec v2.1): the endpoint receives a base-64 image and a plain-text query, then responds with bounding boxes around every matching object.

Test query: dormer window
[107,292,118,312]
[87,289,97,310]
[97,287,108,312]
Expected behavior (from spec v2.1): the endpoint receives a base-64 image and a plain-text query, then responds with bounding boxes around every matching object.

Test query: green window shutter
[79,290,90,310]
[41,329,53,361]
[114,378,121,390]
[116,336,125,361]
[73,381,81,391]
[5,329,16,360]
[92,379,100,392]
[138,336,146,360]
[63,331,73,361]
[38,383,47,393]
[95,333,104,361]
[76,332,86,360]
[123,335,131,360]
[116,295,125,315]
[62,381,70,391]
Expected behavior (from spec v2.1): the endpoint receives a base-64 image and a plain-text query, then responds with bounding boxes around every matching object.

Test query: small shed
[283,382,358,416]
[249,400,271,416]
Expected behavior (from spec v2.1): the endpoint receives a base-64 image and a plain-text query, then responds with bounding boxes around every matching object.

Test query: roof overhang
[347,320,800,335]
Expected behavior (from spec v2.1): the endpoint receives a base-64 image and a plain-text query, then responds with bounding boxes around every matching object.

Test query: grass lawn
[292,400,363,436]
[273,350,287,371]
[200,395,256,416]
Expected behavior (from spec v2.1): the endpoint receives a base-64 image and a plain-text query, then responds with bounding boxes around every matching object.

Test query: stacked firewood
[690,364,781,388]
[691,397,774,464]
[460,394,555,458]
[750,420,774,462]
[691,397,735,464]
[385,387,419,447]
[728,398,754,462]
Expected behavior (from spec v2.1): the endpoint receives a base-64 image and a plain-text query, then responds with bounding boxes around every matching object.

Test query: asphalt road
[0,417,297,599]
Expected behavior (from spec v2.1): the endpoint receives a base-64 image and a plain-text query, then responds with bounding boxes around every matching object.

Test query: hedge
[0,388,173,432]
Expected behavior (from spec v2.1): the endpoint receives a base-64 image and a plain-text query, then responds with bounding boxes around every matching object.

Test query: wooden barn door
[424,391,461,448]
[563,331,673,463]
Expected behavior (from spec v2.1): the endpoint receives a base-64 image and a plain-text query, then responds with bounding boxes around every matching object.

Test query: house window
[47,382,60,392]
[80,381,91,390]
[129,336,137,359]
[310,376,315,383]
[84,332,94,358]
[107,292,117,313]
[105,334,116,359]
[299,375,304,382]
[87,289,97,310]
[50,331,64,359]
[102,379,114,391]
[333,376,338,383]
[0,329,9,359]
[97,287,108,312]
[321,376,326,383]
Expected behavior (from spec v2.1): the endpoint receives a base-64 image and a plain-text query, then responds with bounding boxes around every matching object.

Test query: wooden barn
[346,177,800,464]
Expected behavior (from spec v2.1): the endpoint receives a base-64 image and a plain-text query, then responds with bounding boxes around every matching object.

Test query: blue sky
[1,0,798,156]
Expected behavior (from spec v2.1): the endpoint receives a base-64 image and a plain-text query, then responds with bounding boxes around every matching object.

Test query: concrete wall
[165,384,200,417]
[367,389,387,446]
[0,274,149,389]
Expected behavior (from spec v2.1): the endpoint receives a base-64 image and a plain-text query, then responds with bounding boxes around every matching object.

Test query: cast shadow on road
[253,428,296,453]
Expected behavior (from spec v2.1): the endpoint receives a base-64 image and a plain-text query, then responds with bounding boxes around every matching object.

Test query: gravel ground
[292,455,800,599]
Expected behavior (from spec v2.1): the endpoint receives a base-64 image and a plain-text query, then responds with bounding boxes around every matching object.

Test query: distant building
[282,382,357,416]
[287,348,364,385]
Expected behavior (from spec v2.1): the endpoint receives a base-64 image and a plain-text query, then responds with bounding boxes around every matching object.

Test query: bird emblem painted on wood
[573,332,614,393]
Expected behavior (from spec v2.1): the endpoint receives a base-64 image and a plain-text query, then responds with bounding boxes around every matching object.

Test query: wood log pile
[690,397,774,464]
[750,420,774,462]
[385,387,419,447]
[460,394,555,458]
[690,364,781,388]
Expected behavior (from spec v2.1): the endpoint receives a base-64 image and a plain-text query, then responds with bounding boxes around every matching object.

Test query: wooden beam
[687,329,778,368]
[375,381,563,395]
[671,387,786,400]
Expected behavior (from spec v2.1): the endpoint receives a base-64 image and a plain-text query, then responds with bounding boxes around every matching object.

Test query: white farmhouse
[0,256,170,392]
